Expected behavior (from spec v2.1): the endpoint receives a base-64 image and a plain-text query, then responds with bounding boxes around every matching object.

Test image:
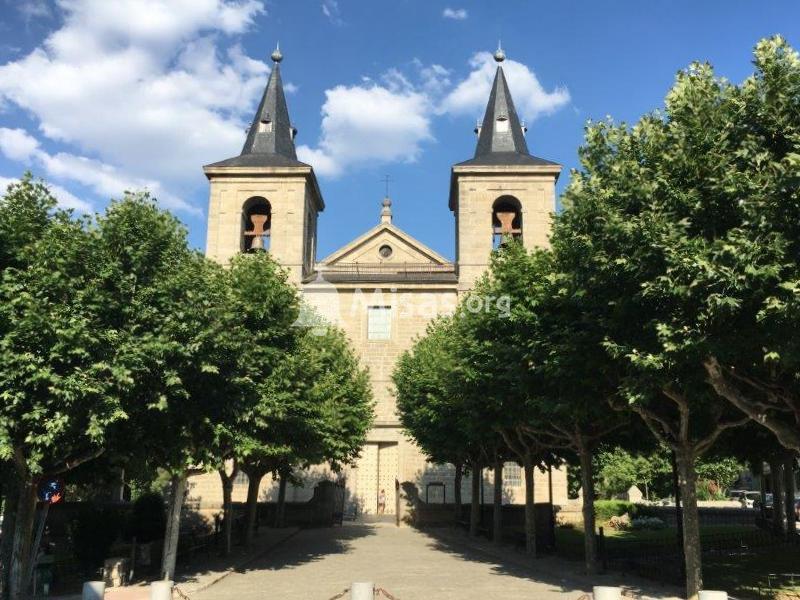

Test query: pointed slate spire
[240,44,298,160]
[473,47,529,159]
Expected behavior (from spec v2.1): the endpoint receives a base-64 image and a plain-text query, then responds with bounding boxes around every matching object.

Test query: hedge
[594,500,638,522]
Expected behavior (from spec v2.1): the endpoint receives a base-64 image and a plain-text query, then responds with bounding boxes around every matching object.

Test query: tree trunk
[675,446,703,600]
[769,457,787,537]
[0,471,19,600]
[469,461,480,538]
[759,463,768,519]
[453,462,463,525]
[784,454,796,536]
[522,452,536,556]
[218,463,238,556]
[8,480,36,600]
[492,461,503,545]
[161,473,187,582]
[578,445,598,574]
[244,468,266,547]
[275,469,289,528]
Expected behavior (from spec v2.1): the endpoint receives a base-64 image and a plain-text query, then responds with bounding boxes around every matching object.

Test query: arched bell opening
[492,195,522,248]
[242,197,271,252]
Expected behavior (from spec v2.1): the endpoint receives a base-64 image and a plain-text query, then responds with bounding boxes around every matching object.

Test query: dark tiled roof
[205,62,303,169]
[454,65,560,169]
[474,66,528,158]
[204,154,310,169]
[455,151,559,167]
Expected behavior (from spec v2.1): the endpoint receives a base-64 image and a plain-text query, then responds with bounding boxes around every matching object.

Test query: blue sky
[0,0,798,259]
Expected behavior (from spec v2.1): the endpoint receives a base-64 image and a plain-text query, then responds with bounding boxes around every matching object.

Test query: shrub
[126,492,166,543]
[594,500,637,522]
[696,479,726,501]
[630,516,666,530]
[607,513,631,530]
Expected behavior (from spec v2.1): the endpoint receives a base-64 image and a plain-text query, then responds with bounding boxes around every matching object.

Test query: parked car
[730,490,761,508]
[753,493,773,511]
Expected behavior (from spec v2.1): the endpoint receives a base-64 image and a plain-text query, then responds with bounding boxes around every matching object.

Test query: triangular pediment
[320,223,450,267]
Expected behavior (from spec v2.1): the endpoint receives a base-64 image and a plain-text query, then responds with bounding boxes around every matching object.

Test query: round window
[378,244,393,258]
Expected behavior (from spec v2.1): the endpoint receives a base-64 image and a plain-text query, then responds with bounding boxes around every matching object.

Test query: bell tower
[449,45,561,292]
[204,45,323,284]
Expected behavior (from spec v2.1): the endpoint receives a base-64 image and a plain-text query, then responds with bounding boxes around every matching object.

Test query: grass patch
[704,546,800,599]
[555,525,800,599]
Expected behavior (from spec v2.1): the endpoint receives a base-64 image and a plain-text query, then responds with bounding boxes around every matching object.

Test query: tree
[595,447,671,500]
[268,321,373,528]
[395,316,476,525]
[91,195,257,580]
[678,38,800,453]
[236,302,372,540]
[0,177,130,598]
[545,39,800,595]
[461,241,627,571]
[450,275,532,549]
[211,253,299,554]
[395,315,497,537]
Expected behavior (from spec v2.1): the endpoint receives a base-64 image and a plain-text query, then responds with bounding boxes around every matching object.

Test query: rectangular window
[503,462,522,487]
[368,306,392,340]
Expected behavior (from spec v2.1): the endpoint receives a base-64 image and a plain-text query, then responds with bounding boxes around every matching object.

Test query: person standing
[378,489,386,514]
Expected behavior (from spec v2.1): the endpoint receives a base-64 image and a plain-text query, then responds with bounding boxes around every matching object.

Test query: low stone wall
[637,505,758,527]
[555,502,759,528]
[411,501,556,550]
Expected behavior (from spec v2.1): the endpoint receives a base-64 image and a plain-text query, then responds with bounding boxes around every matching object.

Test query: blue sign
[37,478,65,504]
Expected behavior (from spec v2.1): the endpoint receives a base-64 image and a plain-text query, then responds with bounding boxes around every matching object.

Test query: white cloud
[0,128,40,161]
[0,127,193,213]
[0,0,267,214]
[18,0,53,22]
[442,8,468,20]
[439,51,570,120]
[0,175,93,213]
[297,51,570,178]
[297,83,433,177]
[321,0,343,25]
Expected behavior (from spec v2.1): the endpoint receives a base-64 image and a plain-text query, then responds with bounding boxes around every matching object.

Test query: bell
[250,235,264,251]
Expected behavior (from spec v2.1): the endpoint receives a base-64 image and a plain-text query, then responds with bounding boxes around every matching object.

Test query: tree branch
[704,356,800,451]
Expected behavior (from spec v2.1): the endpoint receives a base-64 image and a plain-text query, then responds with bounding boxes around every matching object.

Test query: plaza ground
[191,523,682,600]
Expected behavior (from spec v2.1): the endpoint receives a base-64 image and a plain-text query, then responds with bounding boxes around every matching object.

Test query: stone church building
[190,46,568,519]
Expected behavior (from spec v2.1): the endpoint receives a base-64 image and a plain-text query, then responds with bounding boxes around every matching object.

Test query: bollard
[350,581,374,600]
[593,586,622,600]
[82,581,105,600]
[150,580,173,600]
[699,592,728,600]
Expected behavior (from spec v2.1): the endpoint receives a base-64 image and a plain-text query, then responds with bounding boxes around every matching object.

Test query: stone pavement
[192,523,684,600]
[51,527,299,600]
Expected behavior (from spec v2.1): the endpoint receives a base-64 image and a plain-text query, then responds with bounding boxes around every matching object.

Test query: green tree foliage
[596,447,670,500]
[88,195,253,578]
[395,316,467,467]
[395,311,505,537]
[550,38,800,597]
[209,253,299,553]
[0,176,129,597]
[265,319,373,528]
[394,315,480,526]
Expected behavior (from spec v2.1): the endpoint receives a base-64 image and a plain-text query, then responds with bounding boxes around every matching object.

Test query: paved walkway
[193,523,683,600]
[52,527,300,600]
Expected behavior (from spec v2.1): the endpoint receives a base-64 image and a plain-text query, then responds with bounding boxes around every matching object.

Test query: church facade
[190,46,568,519]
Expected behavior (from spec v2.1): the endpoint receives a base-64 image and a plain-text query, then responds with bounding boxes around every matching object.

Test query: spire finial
[494,41,505,63]
[271,42,283,63]
[381,196,392,224]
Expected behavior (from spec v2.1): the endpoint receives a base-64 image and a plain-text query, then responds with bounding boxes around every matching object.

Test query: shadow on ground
[416,526,683,599]
[174,524,377,587]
